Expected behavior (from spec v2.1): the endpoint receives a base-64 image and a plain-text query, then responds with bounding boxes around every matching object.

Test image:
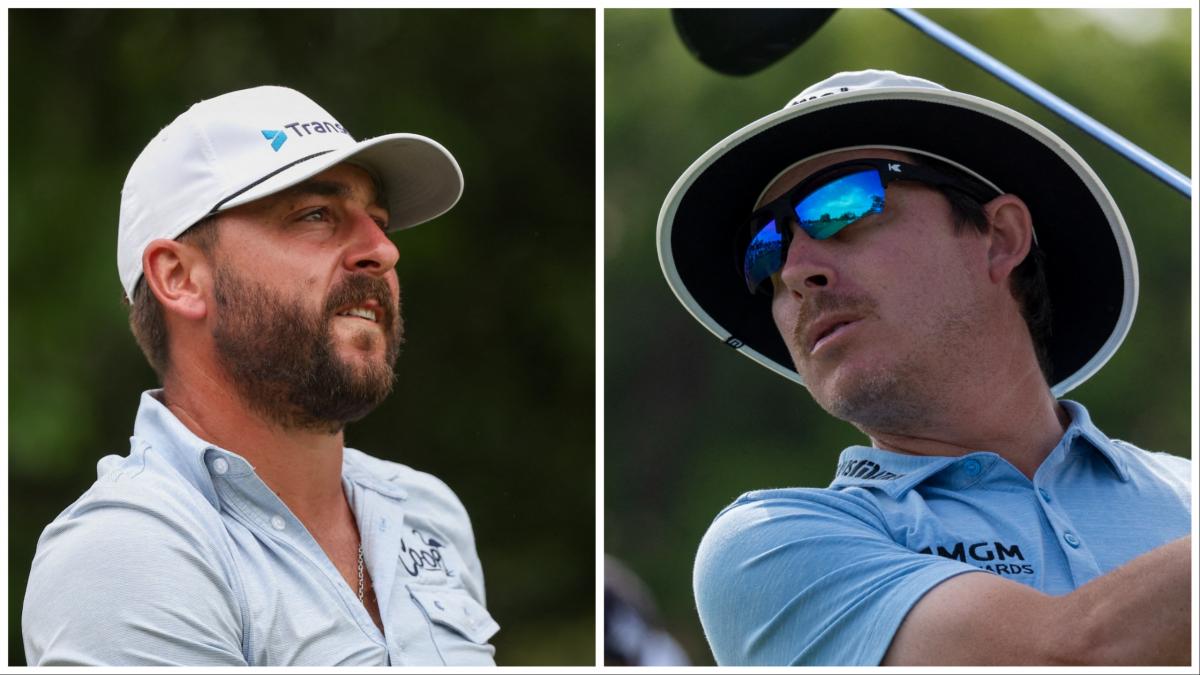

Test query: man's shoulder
[695,485,887,586]
[1105,438,1191,502]
[29,441,232,594]
[1065,400,1190,485]
[50,442,223,538]
[32,446,231,587]
[30,458,231,573]
[24,444,244,665]
[1108,438,1191,472]
[692,485,967,666]
[706,486,884,536]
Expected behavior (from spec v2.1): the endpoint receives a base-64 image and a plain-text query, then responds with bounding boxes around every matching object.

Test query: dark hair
[125,216,220,380]
[936,182,1054,383]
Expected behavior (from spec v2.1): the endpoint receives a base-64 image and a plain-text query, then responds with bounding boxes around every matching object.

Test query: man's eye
[373,216,389,231]
[301,207,329,222]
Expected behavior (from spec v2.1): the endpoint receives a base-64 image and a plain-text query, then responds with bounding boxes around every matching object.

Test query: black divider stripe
[208,150,335,213]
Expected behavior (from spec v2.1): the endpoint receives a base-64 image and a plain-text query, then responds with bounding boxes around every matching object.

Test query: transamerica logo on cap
[261,129,288,152]
[283,120,350,138]
[260,120,351,152]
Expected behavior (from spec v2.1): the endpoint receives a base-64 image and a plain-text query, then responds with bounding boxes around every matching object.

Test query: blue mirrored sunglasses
[741,158,998,294]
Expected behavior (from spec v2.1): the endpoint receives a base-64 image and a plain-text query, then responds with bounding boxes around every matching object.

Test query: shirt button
[1064,531,1080,548]
[270,515,286,531]
[212,458,229,475]
[962,459,981,476]
[1038,488,1051,502]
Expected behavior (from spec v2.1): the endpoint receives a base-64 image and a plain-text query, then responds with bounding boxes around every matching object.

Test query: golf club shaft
[890,8,1192,199]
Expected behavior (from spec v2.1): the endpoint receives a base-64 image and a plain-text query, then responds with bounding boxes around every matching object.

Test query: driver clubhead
[671,9,839,76]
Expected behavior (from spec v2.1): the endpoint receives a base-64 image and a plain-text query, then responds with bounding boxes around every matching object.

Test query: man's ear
[142,238,212,321]
[981,193,1034,285]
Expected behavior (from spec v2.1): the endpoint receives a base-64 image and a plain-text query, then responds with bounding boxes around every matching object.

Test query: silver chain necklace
[357,544,365,604]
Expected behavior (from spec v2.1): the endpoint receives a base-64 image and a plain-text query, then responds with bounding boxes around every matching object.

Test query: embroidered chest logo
[399,528,456,578]
[919,540,1035,577]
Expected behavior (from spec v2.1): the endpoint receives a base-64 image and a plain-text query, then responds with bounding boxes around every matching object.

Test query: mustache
[790,291,878,348]
[324,274,398,330]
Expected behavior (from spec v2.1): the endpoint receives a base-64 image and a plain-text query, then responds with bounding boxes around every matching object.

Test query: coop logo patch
[261,129,288,152]
[919,540,1035,576]
[836,458,905,481]
[399,528,456,578]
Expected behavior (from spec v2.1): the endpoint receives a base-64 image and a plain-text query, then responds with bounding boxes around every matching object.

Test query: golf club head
[672,9,838,76]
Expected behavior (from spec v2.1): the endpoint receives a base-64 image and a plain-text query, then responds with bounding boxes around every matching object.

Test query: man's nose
[344,210,400,274]
[777,224,837,296]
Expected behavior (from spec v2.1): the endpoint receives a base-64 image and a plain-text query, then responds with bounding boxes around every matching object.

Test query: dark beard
[211,267,403,434]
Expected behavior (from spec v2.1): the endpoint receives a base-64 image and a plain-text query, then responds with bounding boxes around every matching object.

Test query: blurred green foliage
[8,9,594,666]
[605,8,1191,665]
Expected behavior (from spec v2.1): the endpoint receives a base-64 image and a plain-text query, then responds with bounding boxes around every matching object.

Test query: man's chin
[334,355,397,401]
[334,344,388,370]
[332,320,384,349]
[245,351,397,434]
[281,383,394,435]
[810,362,936,435]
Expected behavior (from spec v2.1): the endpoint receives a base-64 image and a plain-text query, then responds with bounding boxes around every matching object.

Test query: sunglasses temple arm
[888,7,1191,200]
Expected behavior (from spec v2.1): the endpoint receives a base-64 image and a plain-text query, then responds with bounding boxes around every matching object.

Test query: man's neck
[860,370,1069,480]
[161,369,349,529]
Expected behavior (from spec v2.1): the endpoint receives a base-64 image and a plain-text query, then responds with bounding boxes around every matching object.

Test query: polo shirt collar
[1057,399,1130,482]
[131,389,224,507]
[132,389,411,505]
[341,450,409,500]
[828,448,956,498]
[828,399,1128,497]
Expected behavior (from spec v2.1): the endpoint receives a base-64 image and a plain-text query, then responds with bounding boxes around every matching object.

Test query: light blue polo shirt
[23,390,498,666]
[693,400,1191,666]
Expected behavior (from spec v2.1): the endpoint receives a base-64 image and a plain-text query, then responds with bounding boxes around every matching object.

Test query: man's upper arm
[881,570,1068,665]
[692,489,977,666]
[884,535,1192,666]
[23,491,246,666]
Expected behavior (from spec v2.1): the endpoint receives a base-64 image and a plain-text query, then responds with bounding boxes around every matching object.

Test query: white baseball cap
[118,85,464,298]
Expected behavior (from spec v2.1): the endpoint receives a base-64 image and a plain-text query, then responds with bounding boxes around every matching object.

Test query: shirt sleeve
[693,488,978,666]
[22,483,247,666]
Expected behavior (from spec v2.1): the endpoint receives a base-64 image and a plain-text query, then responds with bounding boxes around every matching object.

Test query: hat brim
[216,132,464,232]
[657,87,1136,397]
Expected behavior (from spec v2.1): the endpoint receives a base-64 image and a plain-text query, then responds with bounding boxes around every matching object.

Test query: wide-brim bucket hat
[657,70,1136,397]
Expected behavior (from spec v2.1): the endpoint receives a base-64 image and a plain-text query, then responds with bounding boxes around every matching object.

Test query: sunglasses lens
[741,168,886,295]
[794,169,885,240]
[743,217,785,294]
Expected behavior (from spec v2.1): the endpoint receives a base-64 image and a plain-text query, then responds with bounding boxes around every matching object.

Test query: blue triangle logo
[261,129,287,152]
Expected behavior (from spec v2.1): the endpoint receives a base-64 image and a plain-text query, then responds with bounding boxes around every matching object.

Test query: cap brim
[217,132,464,231]
[658,87,1136,397]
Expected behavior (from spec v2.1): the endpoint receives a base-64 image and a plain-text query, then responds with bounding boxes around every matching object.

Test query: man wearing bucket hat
[23,86,498,666]
[661,71,1191,666]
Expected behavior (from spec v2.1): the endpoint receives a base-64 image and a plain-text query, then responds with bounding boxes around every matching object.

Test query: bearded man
[22,86,498,666]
